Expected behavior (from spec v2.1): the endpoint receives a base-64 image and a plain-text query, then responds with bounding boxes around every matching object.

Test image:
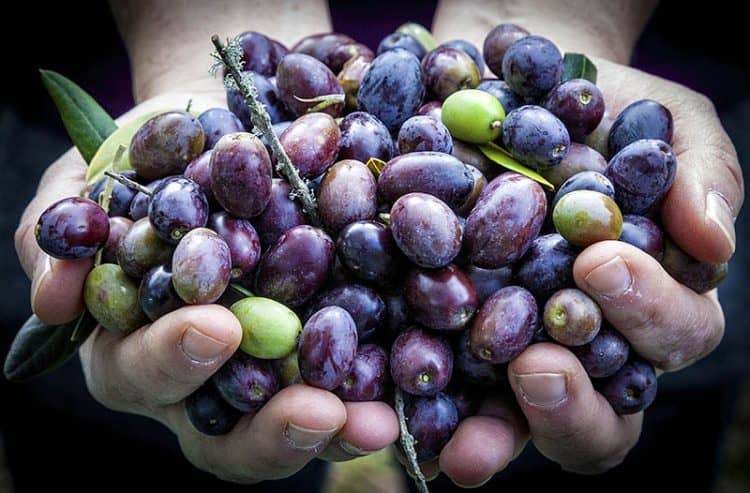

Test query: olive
[231,297,302,359]
[552,190,622,247]
[441,89,505,143]
[84,264,147,335]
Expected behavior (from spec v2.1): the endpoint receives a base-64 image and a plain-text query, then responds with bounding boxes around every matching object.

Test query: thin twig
[104,170,153,196]
[211,35,320,226]
[395,387,430,493]
[230,283,254,298]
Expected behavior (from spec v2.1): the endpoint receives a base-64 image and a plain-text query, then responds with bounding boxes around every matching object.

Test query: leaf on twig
[40,70,117,164]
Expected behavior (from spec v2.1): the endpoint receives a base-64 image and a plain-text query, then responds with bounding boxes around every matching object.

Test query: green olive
[84,264,146,335]
[231,297,301,359]
[275,351,303,387]
[441,89,505,144]
[553,190,623,247]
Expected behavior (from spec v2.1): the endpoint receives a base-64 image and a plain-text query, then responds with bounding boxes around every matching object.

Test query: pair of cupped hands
[15,56,743,487]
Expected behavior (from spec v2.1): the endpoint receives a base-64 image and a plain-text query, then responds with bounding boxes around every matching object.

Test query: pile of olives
[34,22,727,464]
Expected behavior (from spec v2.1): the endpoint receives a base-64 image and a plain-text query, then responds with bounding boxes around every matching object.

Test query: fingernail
[514,372,567,408]
[584,256,633,297]
[181,326,229,363]
[30,255,52,308]
[284,422,339,451]
[706,191,736,255]
[338,440,372,457]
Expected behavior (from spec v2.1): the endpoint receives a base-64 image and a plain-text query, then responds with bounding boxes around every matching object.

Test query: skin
[13,0,744,488]
[429,0,745,487]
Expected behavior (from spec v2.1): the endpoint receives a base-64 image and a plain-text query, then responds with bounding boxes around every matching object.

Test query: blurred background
[1,1,747,492]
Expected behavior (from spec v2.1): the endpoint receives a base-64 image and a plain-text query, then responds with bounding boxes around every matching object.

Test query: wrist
[109,0,332,103]
[433,0,657,65]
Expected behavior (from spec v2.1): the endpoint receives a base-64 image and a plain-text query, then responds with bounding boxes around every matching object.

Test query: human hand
[407,58,743,486]
[13,89,399,483]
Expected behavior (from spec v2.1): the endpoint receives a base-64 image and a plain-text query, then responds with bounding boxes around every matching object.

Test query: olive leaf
[477,142,555,191]
[366,157,387,177]
[4,311,97,382]
[561,53,598,84]
[40,70,117,164]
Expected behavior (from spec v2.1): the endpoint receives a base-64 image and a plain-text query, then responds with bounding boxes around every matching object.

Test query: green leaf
[366,157,387,177]
[40,70,117,164]
[477,143,555,191]
[4,311,97,381]
[561,53,598,84]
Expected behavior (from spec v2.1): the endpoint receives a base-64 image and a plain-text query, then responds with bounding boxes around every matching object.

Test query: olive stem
[229,283,254,298]
[490,120,502,130]
[211,35,321,226]
[394,387,430,493]
[104,170,153,196]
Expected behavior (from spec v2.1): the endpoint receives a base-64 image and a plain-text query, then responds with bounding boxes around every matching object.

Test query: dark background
[1,1,748,492]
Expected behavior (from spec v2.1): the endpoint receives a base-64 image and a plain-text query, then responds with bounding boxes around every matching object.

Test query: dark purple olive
[138,264,185,321]
[378,152,474,210]
[101,216,133,264]
[661,240,728,294]
[338,111,395,163]
[390,193,462,269]
[88,172,137,218]
[608,99,674,157]
[440,39,485,75]
[390,327,453,396]
[336,220,401,287]
[276,53,345,117]
[476,79,524,113]
[464,264,513,305]
[129,111,205,180]
[184,150,214,202]
[541,142,607,188]
[279,112,341,178]
[252,178,307,248]
[198,108,245,149]
[469,286,538,364]
[335,344,388,401]
[514,233,577,301]
[148,176,209,244]
[404,393,458,463]
[318,159,377,232]
[465,173,547,268]
[298,306,358,390]
[186,381,242,436]
[544,79,605,142]
[502,105,570,171]
[421,47,481,101]
[35,197,109,260]
[502,36,562,99]
[307,284,385,340]
[455,332,506,386]
[207,212,261,280]
[620,215,665,260]
[212,352,280,412]
[254,225,335,307]
[572,326,630,378]
[597,357,657,415]
[404,265,477,332]
[605,139,677,215]
[210,132,273,218]
[397,115,453,154]
[483,23,530,78]
[236,31,281,76]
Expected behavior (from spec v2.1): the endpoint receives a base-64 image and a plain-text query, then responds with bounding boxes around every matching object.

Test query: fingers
[574,241,724,371]
[167,384,347,483]
[438,396,529,488]
[319,401,399,462]
[509,343,643,474]
[15,148,90,324]
[661,108,744,263]
[80,305,242,414]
